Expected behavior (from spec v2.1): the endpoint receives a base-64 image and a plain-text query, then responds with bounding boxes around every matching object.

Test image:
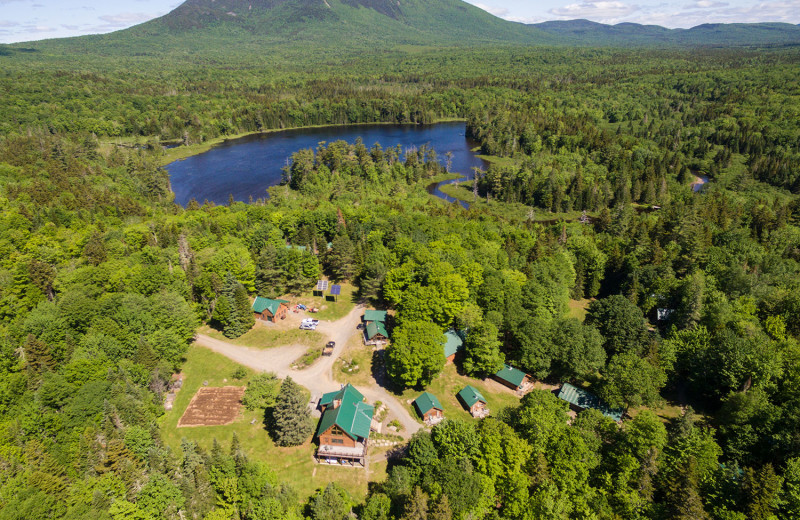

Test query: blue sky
[1,0,799,43]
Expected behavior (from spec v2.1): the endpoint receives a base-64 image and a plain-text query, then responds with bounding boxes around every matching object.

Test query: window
[331,426,345,436]
[331,438,344,444]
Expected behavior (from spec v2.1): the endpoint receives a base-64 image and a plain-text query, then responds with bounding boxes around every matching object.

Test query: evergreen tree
[401,487,428,520]
[23,334,54,383]
[271,377,313,447]
[428,495,453,520]
[328,233,356,281]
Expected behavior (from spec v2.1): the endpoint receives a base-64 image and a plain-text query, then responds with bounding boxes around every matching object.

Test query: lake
[166,122,487,206]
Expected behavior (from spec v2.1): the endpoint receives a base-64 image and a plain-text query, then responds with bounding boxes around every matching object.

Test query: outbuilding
[457,385,489,418]
[252,297,290,322]
[492,364,532,393]
[413,392,444,424]
[443,329,465,363]
[558,383,625,422]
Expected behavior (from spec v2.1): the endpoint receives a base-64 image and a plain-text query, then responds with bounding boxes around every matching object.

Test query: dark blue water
[166,122,487,207]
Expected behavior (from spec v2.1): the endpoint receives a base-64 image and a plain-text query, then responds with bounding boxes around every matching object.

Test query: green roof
[320,384,365,408]
[558,383,625,422]
[443,329,465,358]
[365,321,388,340]
[363,310,387,322]
[494,364,528,388]
[413,392,443,416]
[317,384,374,440]
[457,385,486,409]
[252,297,289,315]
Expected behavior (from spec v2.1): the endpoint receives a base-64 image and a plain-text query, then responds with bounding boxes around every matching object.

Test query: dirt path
[193,305,422,438]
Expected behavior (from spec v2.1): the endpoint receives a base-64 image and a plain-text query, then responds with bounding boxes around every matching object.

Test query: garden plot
[178,386,246,427]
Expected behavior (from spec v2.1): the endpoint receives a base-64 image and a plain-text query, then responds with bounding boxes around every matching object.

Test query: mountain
[4,0,800,59]
[68,0,553,56]
[532,19,800,46]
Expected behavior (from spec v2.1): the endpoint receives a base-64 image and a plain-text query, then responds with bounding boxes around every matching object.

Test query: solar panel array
[330,285,342,296]
[315,280,329,291]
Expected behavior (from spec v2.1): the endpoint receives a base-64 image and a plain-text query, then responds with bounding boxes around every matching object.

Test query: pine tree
[271,377,313,447]
[429,494,453,520]
[23,334,54,383]
[328,233,355,281]
[402,487,429,520]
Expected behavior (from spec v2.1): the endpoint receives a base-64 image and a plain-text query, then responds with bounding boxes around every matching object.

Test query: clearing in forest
[178,386,246,427]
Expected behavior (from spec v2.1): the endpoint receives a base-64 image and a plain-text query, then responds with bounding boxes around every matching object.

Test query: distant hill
[3,0,800,58]
[532,19,800,46]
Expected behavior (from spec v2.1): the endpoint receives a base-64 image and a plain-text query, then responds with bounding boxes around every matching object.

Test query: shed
[363,310,387,323]
[492,364,532,391]
[558,383,625,422]
[252,297,290,322]
[443,329,465,363]
[413,392,444,423]
[457,385,488,417]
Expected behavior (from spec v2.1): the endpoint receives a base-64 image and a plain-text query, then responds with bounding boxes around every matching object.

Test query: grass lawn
[160,345,384,503]
[199,324,323,349]
[398,363,524,425]
[287,282,359,322]
[334,333,375,388]
[568,299,593,322]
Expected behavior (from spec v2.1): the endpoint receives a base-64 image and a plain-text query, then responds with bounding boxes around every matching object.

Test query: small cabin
[492,364,532,393]
[457,385,488,418]
[252,297,290,322]
[443,330,465,363]
[413,392,444,425]
[365,321,389,345]
[558,383,625,422]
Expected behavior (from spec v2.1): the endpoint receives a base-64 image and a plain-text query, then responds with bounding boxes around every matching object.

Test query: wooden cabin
[443,330,465,363]
[558,383,625,422]
[316,384,374,466]
[252,297,290,322]
[364,321,389,345]
[492,364,533,393]
[413,392,444,424]
[457,385,488,418]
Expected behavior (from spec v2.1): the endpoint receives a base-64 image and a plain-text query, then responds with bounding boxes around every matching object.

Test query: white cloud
[98,12,155,26]
[472,2,510,18]
[683,1,729,8]
[0,20,20,27]
[549,1,640,22]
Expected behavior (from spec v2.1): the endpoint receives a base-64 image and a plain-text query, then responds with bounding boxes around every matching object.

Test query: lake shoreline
[159,118,467,167]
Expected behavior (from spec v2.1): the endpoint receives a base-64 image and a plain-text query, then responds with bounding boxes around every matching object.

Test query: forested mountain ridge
[533,19,800,46]
[3,0,800,55]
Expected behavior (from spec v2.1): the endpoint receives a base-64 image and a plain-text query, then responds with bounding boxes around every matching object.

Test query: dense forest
[1,42,800,520]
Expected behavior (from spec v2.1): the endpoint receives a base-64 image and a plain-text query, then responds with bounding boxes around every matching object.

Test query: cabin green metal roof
[413,392,443,416]
[558,383,625,422]
[316,384,374,440]
[363,310,387,322]
[319,384,365,408]
[443,330,465,358]
[365,321,388,340]
[457,385,486,408]
[494,364,527,388]
[252,297,289,315]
